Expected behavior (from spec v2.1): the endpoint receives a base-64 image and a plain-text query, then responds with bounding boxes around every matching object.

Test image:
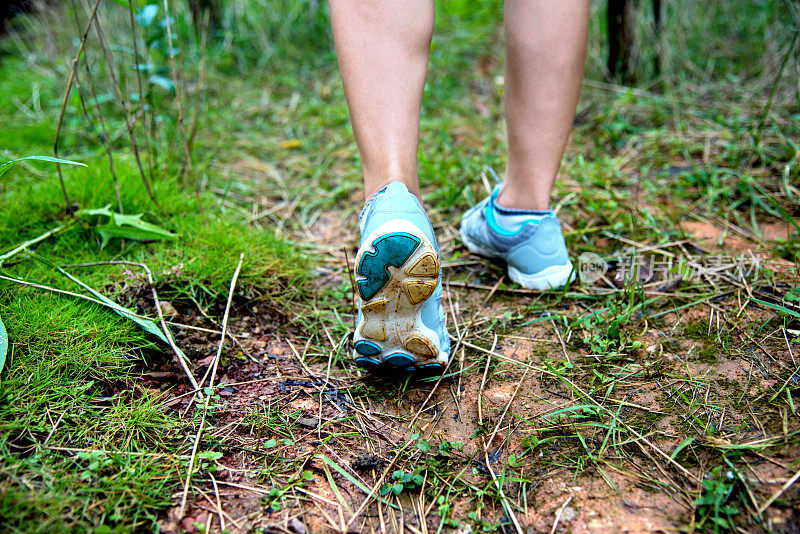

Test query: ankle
[365,175,421,204]
[496,183,551,211]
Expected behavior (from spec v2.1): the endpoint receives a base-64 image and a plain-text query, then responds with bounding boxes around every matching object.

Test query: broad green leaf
[77,205,114,218]
[0,315,7,373]
[96,222,176,248]
[111,212,177,240]
[0,155,87,177]
[77,205,178,248]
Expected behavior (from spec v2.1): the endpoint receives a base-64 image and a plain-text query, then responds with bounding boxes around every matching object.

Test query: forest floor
[1,2,800,533]
[146,204,800,534]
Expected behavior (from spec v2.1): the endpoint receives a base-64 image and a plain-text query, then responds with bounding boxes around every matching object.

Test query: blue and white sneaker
[459,185,574,290]
[353,181,450,373]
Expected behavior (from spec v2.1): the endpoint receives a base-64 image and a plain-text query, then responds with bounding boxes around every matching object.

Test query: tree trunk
[189,0,219,39]
[652,0,662,79]
[607,0,637,83]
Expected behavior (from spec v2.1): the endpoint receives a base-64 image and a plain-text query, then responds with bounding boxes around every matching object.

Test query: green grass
[1,0,800,532]
[0,6,318,530]
[0,292,179,532]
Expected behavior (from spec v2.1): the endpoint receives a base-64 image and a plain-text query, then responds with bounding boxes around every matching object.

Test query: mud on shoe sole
[353,220,447,374]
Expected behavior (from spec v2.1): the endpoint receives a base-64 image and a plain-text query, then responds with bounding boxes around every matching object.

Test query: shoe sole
[354,220,447,374]
[507,263,575,290]
[460,228,575,290]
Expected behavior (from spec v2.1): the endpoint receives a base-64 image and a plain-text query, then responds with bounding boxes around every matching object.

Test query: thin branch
[127,0,159,186]
[115,261,199,390]
[484,449,523,534]
[756,26,800,134]
[162,0,197,188]
[758,465,800,514]
[77,53,123,212]
[81,0,161,210]
[53,0,102,211]
[550,495,574,534]
[209,473,225,532]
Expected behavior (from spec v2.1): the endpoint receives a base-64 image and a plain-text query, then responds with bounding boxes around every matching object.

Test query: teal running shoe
[353,181,450,373]
[459,185,574,290]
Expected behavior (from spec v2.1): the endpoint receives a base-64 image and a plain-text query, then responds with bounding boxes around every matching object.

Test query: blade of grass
[316,454,399,510]
[670,438,695,460]
[25,252,188,360]
[0,155,87,178]
[576,434,628,504]
[0,224,70,266]
[321,459,354,521]
[750,296,800,320]
[0,314,7,373]
[750,182,800,233]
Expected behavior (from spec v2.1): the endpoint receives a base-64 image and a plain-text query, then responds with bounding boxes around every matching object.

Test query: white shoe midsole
[508,263,574,290]
[461,228,574,290]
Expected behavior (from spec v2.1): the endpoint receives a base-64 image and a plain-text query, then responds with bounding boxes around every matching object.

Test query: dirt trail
[151,207,800,534]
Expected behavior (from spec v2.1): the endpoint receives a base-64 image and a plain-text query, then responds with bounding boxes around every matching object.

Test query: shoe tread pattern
[354,231,445,374]
[356,233,420,300]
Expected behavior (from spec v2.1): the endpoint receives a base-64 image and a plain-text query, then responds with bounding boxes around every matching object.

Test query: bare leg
[329,0,434,202]
[500,0,589,211]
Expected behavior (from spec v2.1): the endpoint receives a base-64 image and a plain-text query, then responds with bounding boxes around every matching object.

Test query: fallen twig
[758,465,800,514]
[550,495,574,534]
[209,473,225,532]
[178,253,244,520]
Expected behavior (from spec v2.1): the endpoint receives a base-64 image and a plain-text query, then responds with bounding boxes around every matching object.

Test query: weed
[379,469,425,497]
[691,465,742,533]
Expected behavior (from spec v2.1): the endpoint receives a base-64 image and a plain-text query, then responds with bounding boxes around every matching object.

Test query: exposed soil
[130,205,800,534]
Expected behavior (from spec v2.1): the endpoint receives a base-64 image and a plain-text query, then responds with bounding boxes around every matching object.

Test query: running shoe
[353,181,450,373]
[459,184,574,290]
